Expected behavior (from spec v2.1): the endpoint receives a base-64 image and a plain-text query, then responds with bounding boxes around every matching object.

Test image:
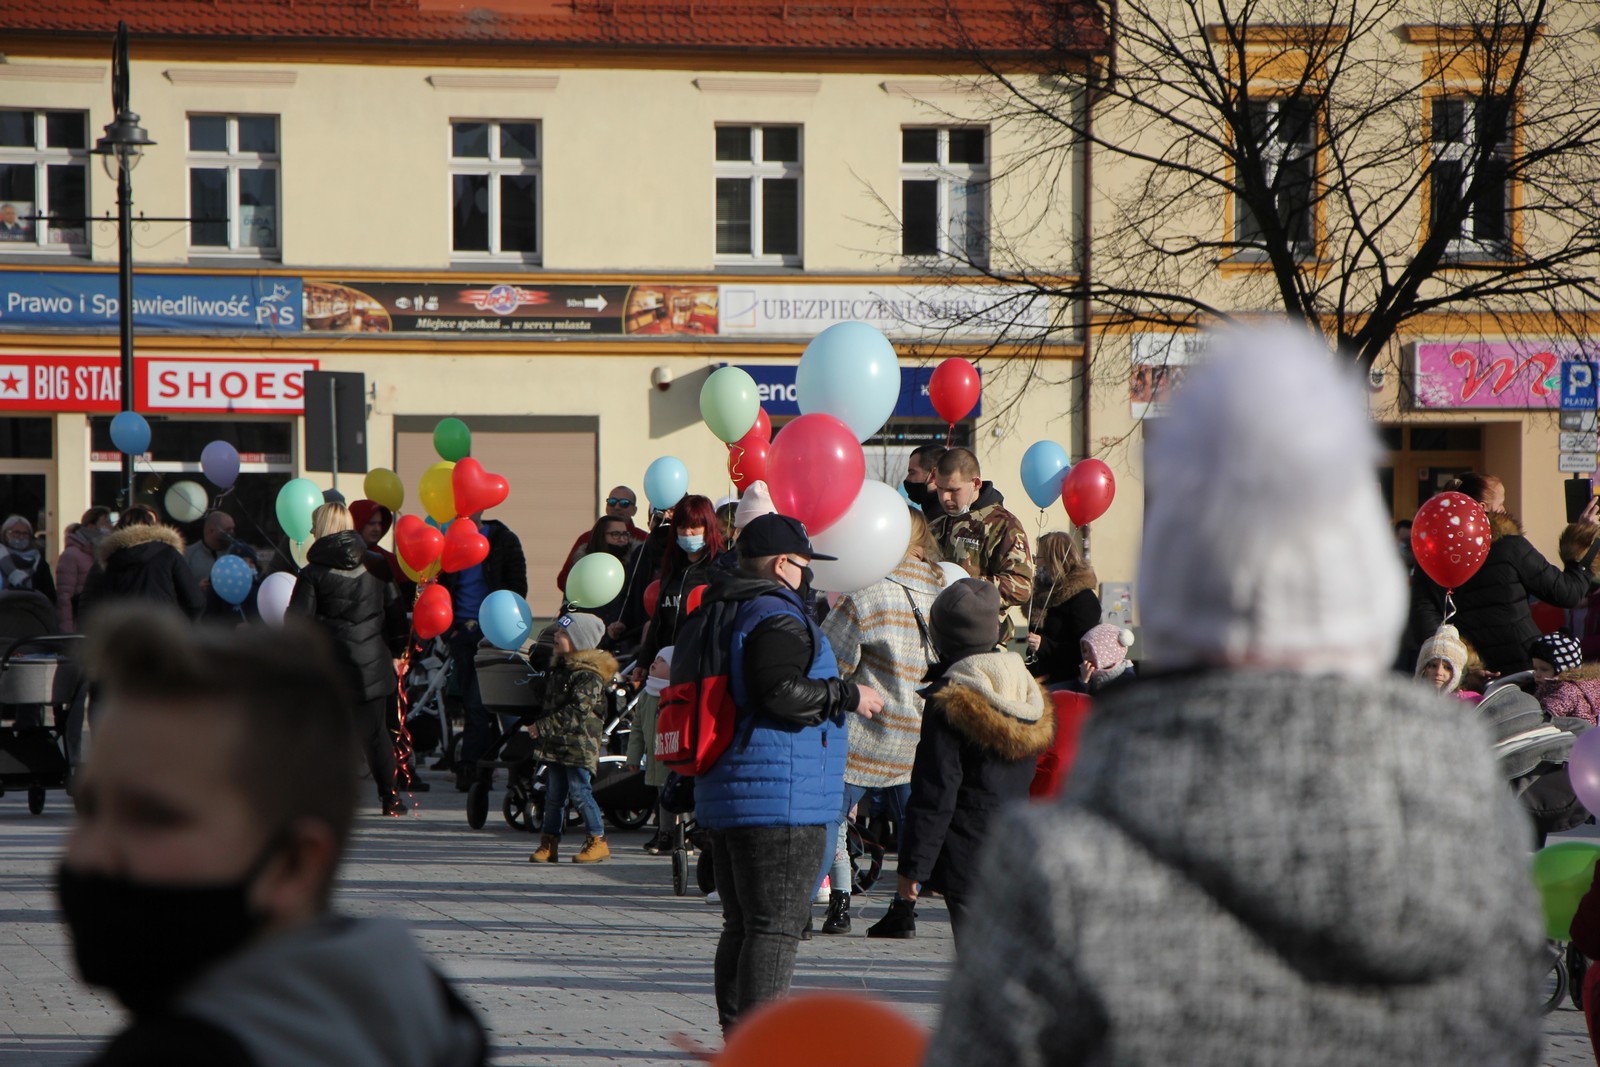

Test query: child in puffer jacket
[1532,631,1600,726]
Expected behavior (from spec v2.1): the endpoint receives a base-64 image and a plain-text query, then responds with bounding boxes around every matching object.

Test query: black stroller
[0,591,85,815]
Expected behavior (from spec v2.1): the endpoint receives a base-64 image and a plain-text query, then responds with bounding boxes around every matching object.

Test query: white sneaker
[814,876,831,905]
[705,890,721,905]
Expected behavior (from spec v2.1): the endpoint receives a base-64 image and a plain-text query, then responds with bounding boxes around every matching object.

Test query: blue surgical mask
[677,533,705,554]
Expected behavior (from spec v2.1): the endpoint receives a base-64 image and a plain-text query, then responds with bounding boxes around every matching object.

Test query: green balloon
[434,417,472,462]
[699,366,760,444]
[565,552,624,609]
[1530,841,1600,940]
[275,477,322,544]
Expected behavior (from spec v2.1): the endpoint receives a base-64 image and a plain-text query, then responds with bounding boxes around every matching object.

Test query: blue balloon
[480,589,534,651]
[201,440,240,490]
[209,555,254,607]
[110,411,151,456]
[1020,440,1072,509]
[425,515,453,534]
[796,321,901,442]
[644,456,689,511]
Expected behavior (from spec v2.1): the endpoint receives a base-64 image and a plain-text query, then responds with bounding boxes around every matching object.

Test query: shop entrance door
[1378,424,1485,520]
[0,415,56,541]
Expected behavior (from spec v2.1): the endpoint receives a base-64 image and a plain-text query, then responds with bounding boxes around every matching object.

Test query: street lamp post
[90,21,155,510]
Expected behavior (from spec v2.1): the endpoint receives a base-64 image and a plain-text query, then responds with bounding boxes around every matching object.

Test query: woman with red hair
[633,493,724,676]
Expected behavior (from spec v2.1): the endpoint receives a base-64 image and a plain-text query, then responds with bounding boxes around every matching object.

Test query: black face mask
[605,542,631,559]
[55,841,280,1014]
[791,564,816,608]
[903,479,932,507]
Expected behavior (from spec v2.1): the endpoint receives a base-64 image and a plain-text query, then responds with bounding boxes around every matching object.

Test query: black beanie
[929,578,1002,662]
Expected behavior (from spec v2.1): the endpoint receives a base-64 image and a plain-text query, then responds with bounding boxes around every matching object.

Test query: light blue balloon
[480,589,534,651]
[425,515,453,534]
[210,555,254,607]
[1020,440,1072,509]
[644,456,689,511]
[796,321,901,442]
[110,411,151,456]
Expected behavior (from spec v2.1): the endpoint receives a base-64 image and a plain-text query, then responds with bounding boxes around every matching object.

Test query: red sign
[0,354,316,414]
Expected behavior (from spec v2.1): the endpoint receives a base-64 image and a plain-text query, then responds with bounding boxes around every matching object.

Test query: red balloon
[440,516,490,573]
[928,358,980,425]
[736,407,772,450]
[451,457,509,518]
[1062,458,1115,526]
[685,584,707,616]
[413,582,454,640]
[729,440,770,492]
[394,514,444,574]
[643,579,661,618]
[766,413,865,535]
[715,992,928,1067]
[1411,491,1491,590]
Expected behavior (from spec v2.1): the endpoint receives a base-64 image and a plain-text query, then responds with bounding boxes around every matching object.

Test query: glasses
[606,497,635,508]
[604,530,632,541]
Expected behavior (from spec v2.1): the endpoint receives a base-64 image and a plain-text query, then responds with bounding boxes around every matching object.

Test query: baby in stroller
[527,613,617,865]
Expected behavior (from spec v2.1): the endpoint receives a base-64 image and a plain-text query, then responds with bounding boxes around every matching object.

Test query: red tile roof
[0,0,1106,57]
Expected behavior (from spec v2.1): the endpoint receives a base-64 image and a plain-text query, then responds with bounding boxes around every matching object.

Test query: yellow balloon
[419,461,458,523]
[290,538,312,568]
[363,468,405,512]
[397,554,441,584]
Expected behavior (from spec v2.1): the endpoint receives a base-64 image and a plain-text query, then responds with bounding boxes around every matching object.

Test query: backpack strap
[901,585,937,667]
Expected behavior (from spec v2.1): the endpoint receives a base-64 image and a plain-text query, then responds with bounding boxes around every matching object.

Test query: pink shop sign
[1412,341,1585,409]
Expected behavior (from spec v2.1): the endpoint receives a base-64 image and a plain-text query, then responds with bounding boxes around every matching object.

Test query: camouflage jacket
[531,648,616,771]
[931,482,1034,612]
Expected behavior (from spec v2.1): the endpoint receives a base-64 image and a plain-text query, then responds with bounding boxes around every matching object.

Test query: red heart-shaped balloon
[441,517,490,573]
[413,581,454,640]
[451,457,510,518]
[394,514,444,574]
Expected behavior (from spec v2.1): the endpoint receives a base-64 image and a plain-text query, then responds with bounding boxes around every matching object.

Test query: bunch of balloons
[1018,439,1117,526]
[159,439,242,526]
[1409,491,1490,591]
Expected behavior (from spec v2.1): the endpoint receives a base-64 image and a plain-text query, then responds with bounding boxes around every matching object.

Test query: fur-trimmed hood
[562,647,618,681]
[1031,563,1099,624]
[97,523,185,566]
[1558,662,1600,684]
[932,650,1055,760]
[1488,510,1524,542]
[1561,521,1600,574]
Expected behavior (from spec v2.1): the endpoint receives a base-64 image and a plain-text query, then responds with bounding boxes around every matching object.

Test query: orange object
[715,993,929,1067]
[685,584,708,616]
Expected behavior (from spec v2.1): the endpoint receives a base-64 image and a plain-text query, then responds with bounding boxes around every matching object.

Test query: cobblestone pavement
[1,767,1595,1065]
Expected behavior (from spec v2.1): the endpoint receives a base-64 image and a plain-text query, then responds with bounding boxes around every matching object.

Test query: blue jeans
[830,783,910,894]
[541,764,605,838]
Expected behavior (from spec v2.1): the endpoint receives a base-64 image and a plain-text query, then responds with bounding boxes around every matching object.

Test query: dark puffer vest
[289,530,408,703]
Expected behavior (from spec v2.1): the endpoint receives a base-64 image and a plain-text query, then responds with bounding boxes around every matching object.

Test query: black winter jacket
[1028,564,1102,686]
[289,531,409,703]
[634,550,719,671]
[899,650,1054,898]
[1410,511,1594,674]
[440,519,527,601]
[80,525,205,623]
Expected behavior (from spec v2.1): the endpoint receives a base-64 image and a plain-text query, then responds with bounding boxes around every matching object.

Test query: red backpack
[654,595,742,775]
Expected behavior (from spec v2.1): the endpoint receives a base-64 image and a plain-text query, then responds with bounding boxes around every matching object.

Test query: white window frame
[448,119,542,264]
[0,108,90,254]
[1235,96,1318,259]
[1429,94,1512,257]
[899,126,990,267]
[713,124,803,266]
[186,114,281,257]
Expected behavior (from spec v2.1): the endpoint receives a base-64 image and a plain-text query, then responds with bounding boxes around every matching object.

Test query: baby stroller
[0,591,85,815]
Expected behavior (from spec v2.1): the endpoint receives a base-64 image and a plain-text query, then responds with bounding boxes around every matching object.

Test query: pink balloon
[766,413,865,535]
[1571,729,1600,817]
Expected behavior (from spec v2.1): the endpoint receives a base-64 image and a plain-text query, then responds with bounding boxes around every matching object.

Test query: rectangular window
[450,119,541,261]
[0,108,89,251]
[186,114,280,255]
[900,127,989,265]
[1430,95,1511,255]
[714,124,802,264]
[1236,97,1317,257]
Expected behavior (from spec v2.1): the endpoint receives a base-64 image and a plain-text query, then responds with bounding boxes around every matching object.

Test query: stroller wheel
[672,849,690,897]
[503,786,534,832]
[465,782,489,829]
[605,805,652,831]
[1542,940,1569,1015]
[27,786,46,815]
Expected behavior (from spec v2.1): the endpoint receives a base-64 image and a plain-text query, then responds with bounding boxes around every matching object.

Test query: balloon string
[1442,590,1457,626]
[945,422,953,448]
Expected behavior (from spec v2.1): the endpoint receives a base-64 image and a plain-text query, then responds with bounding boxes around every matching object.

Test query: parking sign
[1562,361,1598,410]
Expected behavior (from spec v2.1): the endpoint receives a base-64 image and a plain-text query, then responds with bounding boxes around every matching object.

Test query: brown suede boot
[572,835,611,864]
[529,834,559,863]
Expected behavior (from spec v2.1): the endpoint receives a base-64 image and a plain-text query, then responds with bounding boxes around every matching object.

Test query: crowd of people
[20,325,1600,1063]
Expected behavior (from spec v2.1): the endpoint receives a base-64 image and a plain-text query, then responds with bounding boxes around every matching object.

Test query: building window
[1430,95,1511,256]
[450,120,540,261]
[1236,97,1317,257]
[901,127,989,265]
[715,125,801,264]
[0,109,89,251]
[187,114,280,255]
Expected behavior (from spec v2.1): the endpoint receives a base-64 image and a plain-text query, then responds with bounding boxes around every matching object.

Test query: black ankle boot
[866,896,916,939]
[821,890,851,935]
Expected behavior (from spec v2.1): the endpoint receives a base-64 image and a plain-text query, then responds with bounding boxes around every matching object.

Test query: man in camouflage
[929,448,1033,642]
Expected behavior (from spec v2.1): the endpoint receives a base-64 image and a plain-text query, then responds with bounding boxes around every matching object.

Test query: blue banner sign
[736,364,981,420]
[0,272,302,333]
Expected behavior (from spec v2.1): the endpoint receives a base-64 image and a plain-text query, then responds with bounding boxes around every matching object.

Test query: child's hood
[563,647,619,681]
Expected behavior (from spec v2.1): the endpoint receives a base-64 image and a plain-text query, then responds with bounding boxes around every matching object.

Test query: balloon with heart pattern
[1411,490,1491,590]
[451,457,509,518]
[441,517,490,573]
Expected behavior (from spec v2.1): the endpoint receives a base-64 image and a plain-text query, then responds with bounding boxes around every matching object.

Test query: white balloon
[809,480,913,593]
[164,480,209,523]
[257,571,297,626]
[937,561,969,588]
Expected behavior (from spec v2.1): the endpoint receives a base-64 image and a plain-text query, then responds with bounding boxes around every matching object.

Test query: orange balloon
[685,583,708,616]
[715,993,929,1067]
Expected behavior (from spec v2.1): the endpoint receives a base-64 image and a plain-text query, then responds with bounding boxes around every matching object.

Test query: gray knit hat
[930,578,1002,662]
[557,612,605,652]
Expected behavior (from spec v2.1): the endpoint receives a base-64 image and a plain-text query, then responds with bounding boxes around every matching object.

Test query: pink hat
[1081,624,1135,670]
[734,481,776,530]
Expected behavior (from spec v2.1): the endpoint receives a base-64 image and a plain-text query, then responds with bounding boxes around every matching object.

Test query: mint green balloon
[565,551,624,609]
[275,477,322,544]
[699,366,760,444]
[434,417,471,462]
